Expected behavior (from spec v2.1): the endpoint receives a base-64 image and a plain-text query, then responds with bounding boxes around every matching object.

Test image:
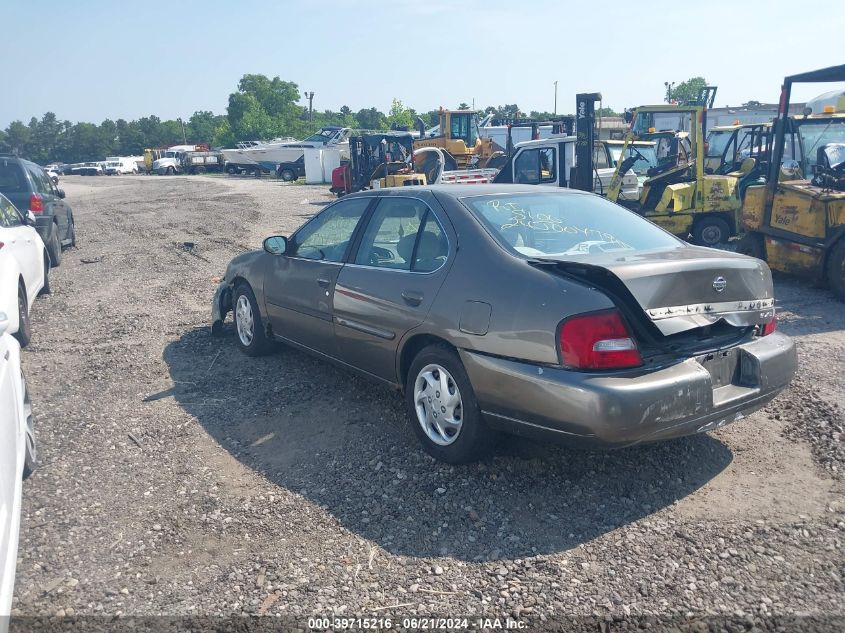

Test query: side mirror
[263,235,287,255]
[26,211,36,225]
[57,189,66,199]
[0,312,9,337]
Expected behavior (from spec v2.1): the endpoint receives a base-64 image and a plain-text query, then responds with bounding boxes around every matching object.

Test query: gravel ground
[9,175,845,630]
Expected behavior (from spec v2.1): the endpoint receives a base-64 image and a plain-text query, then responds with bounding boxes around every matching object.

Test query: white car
[0,194,48,348]
[0,318,37,626]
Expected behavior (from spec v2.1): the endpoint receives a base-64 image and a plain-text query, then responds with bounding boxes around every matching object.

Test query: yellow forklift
[413,109,502,171]
[736,64,845,300]
[606,90,747,246]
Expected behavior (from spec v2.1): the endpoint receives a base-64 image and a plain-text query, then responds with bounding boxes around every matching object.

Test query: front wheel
[826,240,845,301]
[232,283,275,356]
[166,166,175,175]
[692,217,731,247]
[279,168,296,182]
[405,344,494,463]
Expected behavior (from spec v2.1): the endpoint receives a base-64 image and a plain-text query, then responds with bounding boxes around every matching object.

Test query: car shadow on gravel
[164,327,733,561]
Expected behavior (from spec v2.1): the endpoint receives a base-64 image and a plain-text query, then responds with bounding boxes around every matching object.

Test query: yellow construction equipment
[737,64,845,300]
[607,100,744,246]
[413,109,500,171]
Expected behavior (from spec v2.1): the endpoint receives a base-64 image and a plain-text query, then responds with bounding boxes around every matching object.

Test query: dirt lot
[9,175,845,628]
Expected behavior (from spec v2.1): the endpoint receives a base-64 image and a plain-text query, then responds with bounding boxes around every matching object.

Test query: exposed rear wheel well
[399,333,455,391]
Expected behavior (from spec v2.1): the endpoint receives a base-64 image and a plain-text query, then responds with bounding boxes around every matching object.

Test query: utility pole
[554,80,558,115]
[178,117,187,144]
[305,92,315,122]
[664,81,675,103]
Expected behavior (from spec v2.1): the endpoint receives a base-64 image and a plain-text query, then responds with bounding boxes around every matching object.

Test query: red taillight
[761,313,777,336]
[559,309,643,370]
[29,193,43,213]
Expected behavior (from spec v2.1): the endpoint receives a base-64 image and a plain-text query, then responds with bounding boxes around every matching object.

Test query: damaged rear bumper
[459,332,796,448]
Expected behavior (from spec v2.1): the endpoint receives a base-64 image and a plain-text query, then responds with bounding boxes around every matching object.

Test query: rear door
[26,164,68,236]
[263,197,372,357]
[333,195,452,381]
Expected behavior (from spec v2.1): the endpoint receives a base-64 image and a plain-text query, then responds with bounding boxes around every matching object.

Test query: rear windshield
[460,192,682,258]
[0,160,28,193]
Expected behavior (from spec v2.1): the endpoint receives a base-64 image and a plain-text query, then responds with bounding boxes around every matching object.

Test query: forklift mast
[574,93,602,192]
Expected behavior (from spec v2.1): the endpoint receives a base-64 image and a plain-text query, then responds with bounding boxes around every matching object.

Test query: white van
[104,156,140,175]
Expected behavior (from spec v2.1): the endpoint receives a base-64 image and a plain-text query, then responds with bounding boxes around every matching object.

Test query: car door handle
[317,277,332,288]
[401,290,423,306]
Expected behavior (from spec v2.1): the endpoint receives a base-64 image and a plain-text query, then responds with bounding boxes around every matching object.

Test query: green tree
[458,102,470,110]
[187,111,220,144]
[386,98,414,130]
[668,77,707,104]
[355,107,387,130]
[4,121,32,157]
[225,74,305,141]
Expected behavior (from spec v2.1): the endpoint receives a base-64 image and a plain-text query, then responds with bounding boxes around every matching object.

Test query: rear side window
[461,192,682,258]
[0,160,28,194]
[354,197,448,272]
[27,164,54,194]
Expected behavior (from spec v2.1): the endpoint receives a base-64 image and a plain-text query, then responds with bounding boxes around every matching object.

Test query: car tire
[826,239,845,301]
[736,232,765,260]
[226,165,237,175]
[15,283,32,348]
[405,344,494,464]
[232,282,275,356]
[21,373,37,480]
[692,217,731,247]
[279,168,296,182]
[39,254,51,295]
[46,223,61,267]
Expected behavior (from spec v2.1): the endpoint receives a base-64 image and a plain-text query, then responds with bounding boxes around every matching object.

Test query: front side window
[514,148,556,184]
[797,119,845,177]
[461,192,682,259]
[354,198,448,272]
[291,197,370,262]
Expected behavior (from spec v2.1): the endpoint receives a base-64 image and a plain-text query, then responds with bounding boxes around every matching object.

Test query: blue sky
[1,0,843,127]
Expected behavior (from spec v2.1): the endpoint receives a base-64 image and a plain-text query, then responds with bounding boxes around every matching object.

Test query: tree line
[0,73,632,165]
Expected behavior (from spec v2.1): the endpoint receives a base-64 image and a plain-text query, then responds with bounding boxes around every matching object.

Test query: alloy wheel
[414,364,463,446]
[235,295,254,346]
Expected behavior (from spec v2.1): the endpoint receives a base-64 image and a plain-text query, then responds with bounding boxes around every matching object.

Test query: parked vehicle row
[0,157,61,624]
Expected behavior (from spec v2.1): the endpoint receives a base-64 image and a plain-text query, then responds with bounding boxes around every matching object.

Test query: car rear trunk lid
[530,246,774,338]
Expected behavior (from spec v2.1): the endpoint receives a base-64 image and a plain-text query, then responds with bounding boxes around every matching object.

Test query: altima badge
[712,276,727,293]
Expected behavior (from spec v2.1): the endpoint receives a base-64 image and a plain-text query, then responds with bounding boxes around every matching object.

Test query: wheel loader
[413,109,504,173]
[736,64,845,300]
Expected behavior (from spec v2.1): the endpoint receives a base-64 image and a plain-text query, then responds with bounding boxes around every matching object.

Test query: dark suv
[0,155,75,266]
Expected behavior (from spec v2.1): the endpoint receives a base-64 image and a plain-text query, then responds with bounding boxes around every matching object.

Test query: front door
[263,197,371,357]
[0,197,40,299]
[333,196,452,381]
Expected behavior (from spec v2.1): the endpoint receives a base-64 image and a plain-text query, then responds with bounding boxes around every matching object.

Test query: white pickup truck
[492,137,640,200]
